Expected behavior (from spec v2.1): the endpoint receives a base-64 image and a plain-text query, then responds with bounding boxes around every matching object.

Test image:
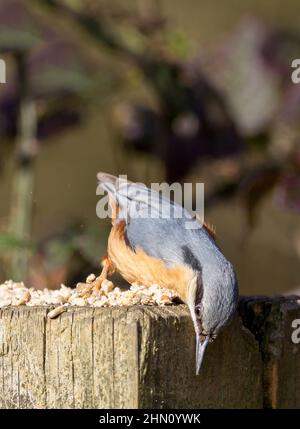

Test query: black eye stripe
[181,245,202,271]
[194,275,204,331]
[196,275,203,302]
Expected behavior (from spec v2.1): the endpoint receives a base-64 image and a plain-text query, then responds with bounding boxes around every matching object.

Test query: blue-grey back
[126,216,225,272]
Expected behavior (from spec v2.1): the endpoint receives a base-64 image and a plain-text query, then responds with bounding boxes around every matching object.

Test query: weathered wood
[239,296,300,409]
[0,306,48,408]
[0,298,299,409]
[138,305,263,408]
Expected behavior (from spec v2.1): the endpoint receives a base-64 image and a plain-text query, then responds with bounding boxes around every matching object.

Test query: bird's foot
[76,276,103,298]
[75,257,115,299]
[77,277,114,297]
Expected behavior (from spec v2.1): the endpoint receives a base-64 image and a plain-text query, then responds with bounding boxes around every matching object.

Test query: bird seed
[0,277,179,317]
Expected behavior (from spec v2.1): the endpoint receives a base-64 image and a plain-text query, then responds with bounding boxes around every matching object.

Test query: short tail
[97,171,191,223]
[97,172,118,193]
[97,172,133,222]
[97,172,118,185]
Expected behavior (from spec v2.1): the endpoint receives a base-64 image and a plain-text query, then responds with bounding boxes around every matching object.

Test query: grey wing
[125,217,205,271]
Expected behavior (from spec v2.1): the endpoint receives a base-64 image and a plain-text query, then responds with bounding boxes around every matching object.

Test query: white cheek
[186,274,202,334]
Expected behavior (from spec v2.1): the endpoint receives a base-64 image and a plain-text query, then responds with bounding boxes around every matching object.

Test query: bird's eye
[195,305,202,319]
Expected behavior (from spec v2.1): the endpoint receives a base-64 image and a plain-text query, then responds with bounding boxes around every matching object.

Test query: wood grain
[1,300,295,409]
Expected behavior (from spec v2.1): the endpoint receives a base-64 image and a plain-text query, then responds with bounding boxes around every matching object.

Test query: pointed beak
[196,336,209,375]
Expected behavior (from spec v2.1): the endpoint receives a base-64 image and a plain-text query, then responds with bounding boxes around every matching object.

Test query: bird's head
[186,260,238,374]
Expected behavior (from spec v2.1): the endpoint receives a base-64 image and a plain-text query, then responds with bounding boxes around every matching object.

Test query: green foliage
[0,28,41,51]
[33,66,91,95]
[0,232,33,254]
[118,26,145,53]
[165,30,189,59]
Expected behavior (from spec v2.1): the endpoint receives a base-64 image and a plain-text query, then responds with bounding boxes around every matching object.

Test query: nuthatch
[93,172,238,373]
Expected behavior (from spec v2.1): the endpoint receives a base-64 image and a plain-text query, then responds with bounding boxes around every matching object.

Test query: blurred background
[0,0,299,295]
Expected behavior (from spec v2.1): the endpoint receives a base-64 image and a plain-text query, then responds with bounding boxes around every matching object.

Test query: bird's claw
[76,276,103,298]
[76,257,115,299]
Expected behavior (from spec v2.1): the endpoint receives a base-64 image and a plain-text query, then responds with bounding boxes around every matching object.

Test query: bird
[86,172,238,373]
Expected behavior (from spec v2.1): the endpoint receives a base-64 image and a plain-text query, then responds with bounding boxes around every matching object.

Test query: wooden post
[0,298,299,409]
[239,296,300,409]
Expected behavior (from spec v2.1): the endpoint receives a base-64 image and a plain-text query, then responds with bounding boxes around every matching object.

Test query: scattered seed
[47,305,67,319]
[0,278,179,309]
[86,274,96,283]
[101,279,115,294]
